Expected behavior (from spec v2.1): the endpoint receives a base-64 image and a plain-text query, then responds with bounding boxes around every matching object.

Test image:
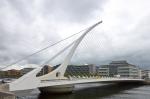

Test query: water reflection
[38,84,142,99]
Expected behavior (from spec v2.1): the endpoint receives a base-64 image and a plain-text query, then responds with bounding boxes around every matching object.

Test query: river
[16,83,150,99]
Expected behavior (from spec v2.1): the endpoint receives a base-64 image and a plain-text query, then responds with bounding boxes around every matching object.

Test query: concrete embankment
[0,91,15,99]
[144,80,150,85]
[0,84,15,99]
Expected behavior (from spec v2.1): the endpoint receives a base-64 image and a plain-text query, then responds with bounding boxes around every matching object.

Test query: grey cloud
[0,0,107,67]
[41,0,106,22]
[1,0,150,69]
[5,0,35,24]
[5,0,106,23]
[70,14,150,68]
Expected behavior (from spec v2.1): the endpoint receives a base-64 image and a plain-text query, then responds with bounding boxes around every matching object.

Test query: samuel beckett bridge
[0,21,144,93]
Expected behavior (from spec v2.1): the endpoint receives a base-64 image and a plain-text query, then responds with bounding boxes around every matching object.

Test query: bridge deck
[39,78,144,88]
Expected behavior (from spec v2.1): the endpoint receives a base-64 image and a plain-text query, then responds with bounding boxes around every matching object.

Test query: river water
[16,84,150,99]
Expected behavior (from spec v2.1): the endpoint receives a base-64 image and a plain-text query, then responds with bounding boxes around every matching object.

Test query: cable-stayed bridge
[0,21,144,93]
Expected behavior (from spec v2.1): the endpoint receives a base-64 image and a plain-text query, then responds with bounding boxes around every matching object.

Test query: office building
[37,65,53,76]
[98,65,109,76]
[65,64,97,76]
[20,68,34,75]
[141,70,150,79]
[98,60,139,78]
[0,69,21,78]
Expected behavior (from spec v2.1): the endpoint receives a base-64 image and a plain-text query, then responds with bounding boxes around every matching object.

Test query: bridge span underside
[38,78,144,93]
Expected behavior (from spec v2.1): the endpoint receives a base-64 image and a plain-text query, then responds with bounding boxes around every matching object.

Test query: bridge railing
[66,75,143,81]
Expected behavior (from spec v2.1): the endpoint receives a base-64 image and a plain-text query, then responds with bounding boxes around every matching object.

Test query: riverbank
[0,84,15,99]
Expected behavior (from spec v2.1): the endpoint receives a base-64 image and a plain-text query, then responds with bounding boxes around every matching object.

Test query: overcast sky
[0,0,150,69]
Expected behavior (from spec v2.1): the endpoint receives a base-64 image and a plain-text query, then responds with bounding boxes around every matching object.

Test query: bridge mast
[9,20,102,91]
[39,21,102,80]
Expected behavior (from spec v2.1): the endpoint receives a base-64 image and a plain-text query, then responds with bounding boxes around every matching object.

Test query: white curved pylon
[38,21,102,80]
[9,21,102,91]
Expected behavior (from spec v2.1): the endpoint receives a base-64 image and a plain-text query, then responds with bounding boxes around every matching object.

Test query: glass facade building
[65,64,97,76]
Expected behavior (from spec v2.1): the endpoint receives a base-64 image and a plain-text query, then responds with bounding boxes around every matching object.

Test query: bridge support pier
[39,84,74,94]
